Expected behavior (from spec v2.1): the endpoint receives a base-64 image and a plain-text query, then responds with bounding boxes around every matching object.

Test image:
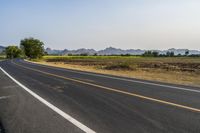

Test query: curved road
[0,59,200,133]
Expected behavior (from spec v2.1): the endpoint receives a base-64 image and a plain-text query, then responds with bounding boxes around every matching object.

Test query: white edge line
[0,95,12,100]
[0,67,96,133]
[25,60,200,93]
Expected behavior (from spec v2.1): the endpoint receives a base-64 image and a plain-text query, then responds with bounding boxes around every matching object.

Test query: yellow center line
[12,61,200,113]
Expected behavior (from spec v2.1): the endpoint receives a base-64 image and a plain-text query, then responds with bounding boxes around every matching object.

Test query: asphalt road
[0,59,200,133]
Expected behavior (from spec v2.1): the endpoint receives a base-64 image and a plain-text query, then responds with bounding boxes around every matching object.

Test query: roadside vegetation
[33,55,200,87]
[4,37,45,59]
[0,49,6,60]
[5,46,22,58]
[0,55,6,60]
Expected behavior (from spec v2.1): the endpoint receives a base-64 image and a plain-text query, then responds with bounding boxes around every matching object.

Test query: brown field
[30,56,200,87]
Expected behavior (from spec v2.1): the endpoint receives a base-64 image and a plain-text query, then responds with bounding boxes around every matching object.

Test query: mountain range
[45,47,200,55]
[0,46,5,53]
[1,45,200,55]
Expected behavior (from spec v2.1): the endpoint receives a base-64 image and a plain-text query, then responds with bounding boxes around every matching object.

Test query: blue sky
[1,0,200,50]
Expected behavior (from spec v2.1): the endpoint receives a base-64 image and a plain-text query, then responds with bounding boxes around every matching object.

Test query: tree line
[142,50,193,57]
[5,38,199,58]
[5,37,45,59]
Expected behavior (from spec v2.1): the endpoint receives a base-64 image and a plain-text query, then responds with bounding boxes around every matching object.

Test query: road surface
[0,59,200,133]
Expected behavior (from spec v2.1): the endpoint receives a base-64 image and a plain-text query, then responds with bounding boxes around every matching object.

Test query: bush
[5,46,22,58]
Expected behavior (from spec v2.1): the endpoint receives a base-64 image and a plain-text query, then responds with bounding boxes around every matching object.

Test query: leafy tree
[166,51,174,57]
[5,46,22,59]
[143,51,153,57]
[20,37,44,59]
[68,53,73,56]
[185,50,189,56]
[152,51,159,57]
[80,53,88,56]
[143,51,159,57]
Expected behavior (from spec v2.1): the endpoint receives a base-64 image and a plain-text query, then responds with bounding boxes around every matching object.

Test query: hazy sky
[1,0,200,50]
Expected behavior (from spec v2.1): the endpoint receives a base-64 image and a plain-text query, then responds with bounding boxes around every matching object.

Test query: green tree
[5,46,22,59]
[185,50,189,56]
[152,51,159,57]
[166,51,174,57]
[143,51,153,57]
[142,51,159,57]
[20,37,45,59]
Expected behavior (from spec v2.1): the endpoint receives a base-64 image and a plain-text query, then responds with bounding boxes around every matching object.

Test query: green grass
[43,55,141,60]
[0,55,6,60]
[42,55,200,65]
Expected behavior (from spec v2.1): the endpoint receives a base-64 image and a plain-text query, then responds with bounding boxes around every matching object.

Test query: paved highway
[0,59,200,133]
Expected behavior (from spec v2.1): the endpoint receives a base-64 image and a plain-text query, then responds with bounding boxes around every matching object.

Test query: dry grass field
[31,56,200,87]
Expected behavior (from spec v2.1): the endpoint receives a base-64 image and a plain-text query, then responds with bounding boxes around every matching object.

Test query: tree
[80,53,88,56]
[5,46,22,59]
[142,51,159,57]
[20,37,44,59]
[152,51,159,57]
[93,53,98,56]
[166,51,174,57]
[185,50,189,56]
[143,51,153,57]
[170,52,174,57]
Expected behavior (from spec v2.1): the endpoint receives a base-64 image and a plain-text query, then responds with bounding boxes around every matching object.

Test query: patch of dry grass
[29,58,200,87]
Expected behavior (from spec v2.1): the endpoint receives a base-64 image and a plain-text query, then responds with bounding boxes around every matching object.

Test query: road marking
[12,61,200,113]
[24,60,200,93]
[0,95,12,100]
[0,67,96,133]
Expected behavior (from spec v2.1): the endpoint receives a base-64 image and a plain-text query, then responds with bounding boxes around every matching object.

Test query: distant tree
[158,54,165,57]
[142,51,159,57]
[185,50,189,56]
[5,46,22,59]
[166,51,174,57]
[166,51,170,57]
[44,51,48,55]
[20,37,44,59]
[170,52,174,57]
[177,53,182,57]
[80,53,88,56]
[189,54,200,57]
[143,51,153,57]
[152,51,159,57]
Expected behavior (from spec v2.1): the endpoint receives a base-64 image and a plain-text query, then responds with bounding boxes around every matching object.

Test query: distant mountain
[0,46,5,53]
[98,47,145,55]
[62,48,96,55]
[98,47,125,55]
[45,48,97,55]
[45,48,63,55]
[45,47,200,55]
[157,48,200,55]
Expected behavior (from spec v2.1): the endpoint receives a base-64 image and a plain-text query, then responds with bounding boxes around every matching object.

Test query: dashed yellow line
[12,61,200,113]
